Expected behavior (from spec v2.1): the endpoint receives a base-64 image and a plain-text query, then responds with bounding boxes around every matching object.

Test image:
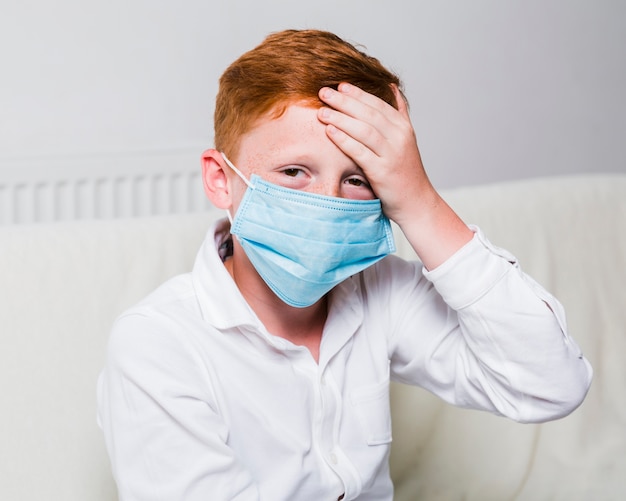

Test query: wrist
[394,191,473,271]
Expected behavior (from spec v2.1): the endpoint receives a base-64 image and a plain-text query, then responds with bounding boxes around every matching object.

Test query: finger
[321,83,407,126]
[391,84,411,120]
[318,85,391,126]
[318,105,389,157]
[325,123,380,169]
[337,82,394,113]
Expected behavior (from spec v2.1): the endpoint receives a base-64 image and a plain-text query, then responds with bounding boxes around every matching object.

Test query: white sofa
[1,174,624,500]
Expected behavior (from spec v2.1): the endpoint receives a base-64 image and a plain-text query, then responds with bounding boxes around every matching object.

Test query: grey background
[1,0,624,191]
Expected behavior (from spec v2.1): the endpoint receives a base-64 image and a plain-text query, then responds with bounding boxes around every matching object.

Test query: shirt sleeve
[384,226,593,424]
[97,312,261,501]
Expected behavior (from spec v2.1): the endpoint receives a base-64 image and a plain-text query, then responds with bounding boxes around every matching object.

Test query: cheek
[228,178,250,215]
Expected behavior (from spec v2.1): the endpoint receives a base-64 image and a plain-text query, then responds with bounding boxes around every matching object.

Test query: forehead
[234,103,345,168]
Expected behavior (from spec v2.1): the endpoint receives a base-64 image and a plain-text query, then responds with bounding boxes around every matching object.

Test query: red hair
[214,29,403,157]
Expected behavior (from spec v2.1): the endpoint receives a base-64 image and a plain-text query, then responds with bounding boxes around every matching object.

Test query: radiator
[0,149,213,225]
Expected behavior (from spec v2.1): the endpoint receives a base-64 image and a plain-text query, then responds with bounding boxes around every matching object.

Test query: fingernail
[320,107,331,119]
[339,83,351,93]
[320,87,333,99]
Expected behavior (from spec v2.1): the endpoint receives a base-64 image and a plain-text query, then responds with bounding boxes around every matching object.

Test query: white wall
[1,0,624,191]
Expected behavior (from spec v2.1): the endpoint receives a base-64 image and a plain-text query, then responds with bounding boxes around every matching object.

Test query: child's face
[229,103,376,210]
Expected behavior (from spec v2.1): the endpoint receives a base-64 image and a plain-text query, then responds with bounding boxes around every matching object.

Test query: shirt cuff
[422,225,518,310]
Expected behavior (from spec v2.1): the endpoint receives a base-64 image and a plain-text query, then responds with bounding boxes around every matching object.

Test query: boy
[98,29,592,500]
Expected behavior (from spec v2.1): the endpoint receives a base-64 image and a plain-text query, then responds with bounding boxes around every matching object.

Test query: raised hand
[318,82,473,270]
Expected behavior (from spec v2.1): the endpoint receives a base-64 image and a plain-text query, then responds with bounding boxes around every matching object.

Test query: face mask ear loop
[225,209,234,225]
[221,152,251,226]
[221,153,252,188]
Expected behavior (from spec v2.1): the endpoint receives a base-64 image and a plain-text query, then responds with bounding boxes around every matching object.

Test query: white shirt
[97,219,592,501]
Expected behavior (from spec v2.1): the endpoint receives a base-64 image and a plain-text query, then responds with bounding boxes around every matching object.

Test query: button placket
[316,368,362,498]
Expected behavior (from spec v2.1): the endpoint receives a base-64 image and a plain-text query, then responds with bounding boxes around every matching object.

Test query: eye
[345,176,371,189]
[347,177,365,187]
[343,175,375,200]
[282,168,302,177]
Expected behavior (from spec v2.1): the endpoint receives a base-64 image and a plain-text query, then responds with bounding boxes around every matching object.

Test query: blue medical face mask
[222,154,396,308]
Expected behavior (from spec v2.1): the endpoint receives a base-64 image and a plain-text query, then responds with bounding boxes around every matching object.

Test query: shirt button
[329,451,338,465]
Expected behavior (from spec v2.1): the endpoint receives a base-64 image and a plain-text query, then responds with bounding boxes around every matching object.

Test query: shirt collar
[192,218,366,358]
[192,218,261,330]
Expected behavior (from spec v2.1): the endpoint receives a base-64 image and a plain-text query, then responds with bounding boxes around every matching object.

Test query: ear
[201,149,232,209]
